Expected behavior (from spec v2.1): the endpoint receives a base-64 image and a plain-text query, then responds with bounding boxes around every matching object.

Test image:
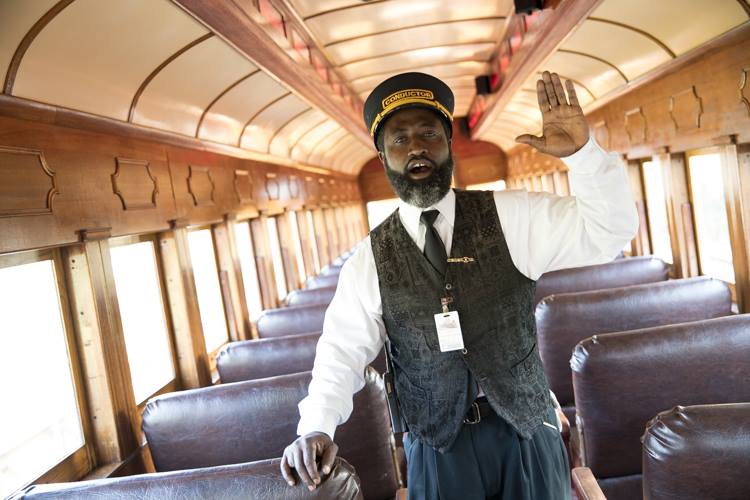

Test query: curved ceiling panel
[327,19,503,64]
[0,0,58,87]
[562,20,671,81]
[326,136,364,169]
[133,36,256,136]
[541,51,627,100]
[239,93,309,151]
[198,72,288,145]
[338,43,496,81]
[13,0,207,119]
[348,150,377,175]
[307,127,350,166]
[291,119,341,162]
[269,109,327,158]
[592,0,747,56]
[302,0,511,46]
[349,61,490,94]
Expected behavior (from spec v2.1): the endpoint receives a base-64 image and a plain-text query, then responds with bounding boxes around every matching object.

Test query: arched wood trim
[325,17,506,47]
[288,117,330,157]
[303,0,390,20]
[557,49,629,82]
[266,107,314,153]
[337,41,497,68]
[333,139,369,172]
[306,127,347,165]
[236,92,291,147]
[737,0,750,18]
[195,69,261,137]
[128,33,213,122]
[3,0,76,95]
[533,72,596,100]
[586,18,677,58]
[349,58,489,85]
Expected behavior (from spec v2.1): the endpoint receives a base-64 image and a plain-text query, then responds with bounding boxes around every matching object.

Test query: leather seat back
[286,286,337,307]
[642,403,750,500]
[256,304,328,338]
[534,256,669,306]
[305,273,339,289]
[536,277,731,409]
[320,264,343,276]
[142,369,397,500]
[11,458,363,499]
[570,315,750,498]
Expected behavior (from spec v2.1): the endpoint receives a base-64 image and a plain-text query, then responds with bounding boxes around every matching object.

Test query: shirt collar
[398,188,456,238]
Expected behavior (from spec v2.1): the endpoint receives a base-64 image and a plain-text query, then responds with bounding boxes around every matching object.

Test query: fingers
[303,441,321,486]
[293,447,315,491]
[536,80,550,112]
[280,449,296,486]
[542,71,558,107]
[566,79,580,108]
[320,442,339,476]
[551,73,568,106]
[515,134,546,150]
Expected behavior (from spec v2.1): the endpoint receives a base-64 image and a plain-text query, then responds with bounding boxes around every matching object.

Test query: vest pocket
[510,342,538,378]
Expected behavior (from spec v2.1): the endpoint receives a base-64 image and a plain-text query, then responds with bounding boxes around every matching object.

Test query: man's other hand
[515,71,590,157]
[280,432,339,491]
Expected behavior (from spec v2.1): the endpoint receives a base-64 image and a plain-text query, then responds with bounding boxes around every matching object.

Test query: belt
[463,397,494,424]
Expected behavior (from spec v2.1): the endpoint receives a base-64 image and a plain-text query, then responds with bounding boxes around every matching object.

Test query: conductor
[280,71,638,499]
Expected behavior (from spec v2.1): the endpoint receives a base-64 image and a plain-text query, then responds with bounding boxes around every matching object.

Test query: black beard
[384,155,454,208]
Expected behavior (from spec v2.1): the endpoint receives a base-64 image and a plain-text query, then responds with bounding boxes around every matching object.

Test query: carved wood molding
[741,68,750,116]
[288,175,301,199]
[624,107,648,145]
[669,86,703,132]
[77,227,112,241]
[265,172,280,201]
[111,158,158,210]
[187,165,215,207]
[233,169,254,204]
[0,145,58,218]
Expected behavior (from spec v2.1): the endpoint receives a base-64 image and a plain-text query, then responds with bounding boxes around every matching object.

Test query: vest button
[461,348,468,355]
[445,283,453,290]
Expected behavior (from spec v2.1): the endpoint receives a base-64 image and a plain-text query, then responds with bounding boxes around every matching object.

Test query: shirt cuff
[560,137,608,175]
[297,408,340,441]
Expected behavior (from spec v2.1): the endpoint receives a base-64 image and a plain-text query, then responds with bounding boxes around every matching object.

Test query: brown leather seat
[255,303,328,338]
[305,273,339,289]
[536,277,731,424]
[286,285,337,307]
[142,368,400,500]
[570,314,750,500]
[217,333,387,383]
[534,256,669,306]
[10,457,363,499]
[642,403,750,500]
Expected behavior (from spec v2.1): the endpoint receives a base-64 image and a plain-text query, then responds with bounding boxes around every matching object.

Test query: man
[281,71,638,499]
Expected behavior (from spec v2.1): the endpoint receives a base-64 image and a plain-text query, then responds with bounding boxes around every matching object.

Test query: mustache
[385,155,454,208]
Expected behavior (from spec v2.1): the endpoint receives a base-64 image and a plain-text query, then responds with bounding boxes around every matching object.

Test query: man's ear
[378,151,386,167]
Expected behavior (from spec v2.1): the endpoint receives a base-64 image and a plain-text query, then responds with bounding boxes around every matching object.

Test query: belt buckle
[463,401,482,425]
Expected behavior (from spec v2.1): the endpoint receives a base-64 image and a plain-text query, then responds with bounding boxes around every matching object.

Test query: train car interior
[2,0,750,498]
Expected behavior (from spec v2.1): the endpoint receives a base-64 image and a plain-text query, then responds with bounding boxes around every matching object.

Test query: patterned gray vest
[370,190,552,451]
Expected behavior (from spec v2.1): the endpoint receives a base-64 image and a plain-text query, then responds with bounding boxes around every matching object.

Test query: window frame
[108,234,180,409]
[640,157,674,264]
[0,249,95,489]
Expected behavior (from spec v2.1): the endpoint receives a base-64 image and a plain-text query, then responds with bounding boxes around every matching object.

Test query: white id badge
[434,311,465,352]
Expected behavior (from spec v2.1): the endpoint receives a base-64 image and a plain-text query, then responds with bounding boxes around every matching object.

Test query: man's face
[378,107,453,208]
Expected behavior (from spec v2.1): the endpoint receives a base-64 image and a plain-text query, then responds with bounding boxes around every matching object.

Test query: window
[0,254,86,498]
[305,210,321,274]
[687,151,735,283]
[540,174,554,193]
[109,239,175,404]
[366,198,400,230]
[467,180,507,191]
[641,160,673,264]
[266,217,288,301]
[187,229,229,353]
[233,222,264,321]
[288,211,307,283]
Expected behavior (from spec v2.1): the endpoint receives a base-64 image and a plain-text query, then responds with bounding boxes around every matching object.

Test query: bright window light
[688,153,735,283]
[288,212,307,283]
[642,160,673,264]
[187,229,229,352]
[305,211,321,274]
[266,217,288,301]
[110,241,175,404]
[366,198,400,230]
[467,180,507,191]
[233,222,264,321]
[0,259,84,498]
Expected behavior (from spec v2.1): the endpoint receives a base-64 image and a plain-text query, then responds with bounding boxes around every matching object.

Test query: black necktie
[421,210,447,275]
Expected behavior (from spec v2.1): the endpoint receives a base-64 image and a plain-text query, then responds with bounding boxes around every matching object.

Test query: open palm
[515,71,590,157]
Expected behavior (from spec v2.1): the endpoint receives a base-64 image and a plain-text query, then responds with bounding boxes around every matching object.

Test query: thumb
[515,134,546,150]
[320,442,339,475]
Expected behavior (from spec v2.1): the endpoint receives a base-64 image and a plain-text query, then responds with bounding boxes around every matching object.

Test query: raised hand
[515,71,590,157]
[280,432,339,491]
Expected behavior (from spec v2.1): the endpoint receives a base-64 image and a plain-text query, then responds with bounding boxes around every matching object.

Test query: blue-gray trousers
[403,407,571,500]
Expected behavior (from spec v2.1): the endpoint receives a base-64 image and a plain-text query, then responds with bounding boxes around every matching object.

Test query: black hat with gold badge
[363,72,454,147]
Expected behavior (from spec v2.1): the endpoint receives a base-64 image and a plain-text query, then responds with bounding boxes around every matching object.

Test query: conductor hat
[363,72,454,147]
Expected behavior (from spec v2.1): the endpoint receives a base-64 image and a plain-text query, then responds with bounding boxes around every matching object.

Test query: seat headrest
[256,304,328,338]
[12,458,363,499]
[536,277,731,406]
[286,286,337,307]
[142,368,398,499]
[642,403,750,500]
[305,273,339,289]
[571,314,750,478]
[534,256,668,306]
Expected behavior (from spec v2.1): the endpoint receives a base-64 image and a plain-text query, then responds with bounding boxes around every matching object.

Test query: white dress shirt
[297,138,639,439]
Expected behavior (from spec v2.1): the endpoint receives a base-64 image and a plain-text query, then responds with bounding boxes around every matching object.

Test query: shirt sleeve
[296,238,386,440]
[496,137,639,280]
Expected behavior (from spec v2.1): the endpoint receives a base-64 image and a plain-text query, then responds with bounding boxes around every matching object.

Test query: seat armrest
[571,467,606,500]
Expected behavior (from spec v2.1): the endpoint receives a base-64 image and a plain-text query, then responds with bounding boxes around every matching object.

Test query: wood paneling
[722,144,750,312]
[0,145,57,217]
[111,158,158,211]
[663,153,699,278]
